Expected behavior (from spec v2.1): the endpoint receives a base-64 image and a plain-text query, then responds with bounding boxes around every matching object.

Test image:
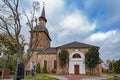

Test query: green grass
[105,78,114,80]
[24,74,59,80]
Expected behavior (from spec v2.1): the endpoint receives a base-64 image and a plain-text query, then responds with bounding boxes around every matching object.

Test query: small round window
[73,53,81,58]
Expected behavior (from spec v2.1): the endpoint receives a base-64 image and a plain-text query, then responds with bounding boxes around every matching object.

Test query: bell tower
[32,6,51,50]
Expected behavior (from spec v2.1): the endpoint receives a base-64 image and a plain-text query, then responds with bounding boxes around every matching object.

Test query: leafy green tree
[0,0,39,64]
[0,0,24,62]
[22,56,27,63]
[59,49,69,74]
[0,33,25,69]
[113,59,120,74]
[0,0,40,79]
[109,61,115,73]
[42,60,48,73]
[0,58,5,68]
[36,63,41,73]
[85,47,101,75]
[8,61,17,71]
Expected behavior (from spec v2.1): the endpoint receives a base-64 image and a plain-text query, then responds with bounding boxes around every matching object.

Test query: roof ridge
[57,41,98,48]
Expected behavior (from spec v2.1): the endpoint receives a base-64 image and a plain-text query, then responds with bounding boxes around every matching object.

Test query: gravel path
[81,77,107,80]
[0,79,13,80]
[81,74,112,80]
[51,76,68,80]
[51,74,112,80]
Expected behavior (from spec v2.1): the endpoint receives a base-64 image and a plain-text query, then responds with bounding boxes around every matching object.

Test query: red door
[74,65,79,74]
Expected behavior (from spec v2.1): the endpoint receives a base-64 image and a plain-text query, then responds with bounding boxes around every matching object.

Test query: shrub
[36,63,41,73]
[42,60,48,73]
[51,69,56,74]
[8,61,17,71]
[0,58,5,68]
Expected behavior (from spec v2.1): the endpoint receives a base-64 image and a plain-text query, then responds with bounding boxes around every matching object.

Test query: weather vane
[43,1,46,6]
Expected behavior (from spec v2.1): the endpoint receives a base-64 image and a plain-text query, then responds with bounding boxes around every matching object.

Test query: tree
[0,58,5,68]
[23,1,41,66]
[0,0,41,64]
[0,0,25,63]
[85,47,101,75]
[0,33,25,69]
[113,59,120,74]
[42,60,48,73]
[8,61,17,71]
[36,63,41,73]
[59,49,69,74]
[0,0,40,79]
[107,59,120,74]
[108,61,115,73]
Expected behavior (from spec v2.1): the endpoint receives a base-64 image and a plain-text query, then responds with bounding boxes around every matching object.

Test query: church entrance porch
[69,49,85,74]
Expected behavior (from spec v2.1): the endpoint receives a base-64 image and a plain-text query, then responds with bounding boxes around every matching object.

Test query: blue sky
[21,0,120,62]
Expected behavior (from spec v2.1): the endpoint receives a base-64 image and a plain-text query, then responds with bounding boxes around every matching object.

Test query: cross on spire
[39,2,47,23]
[43,2,46,6]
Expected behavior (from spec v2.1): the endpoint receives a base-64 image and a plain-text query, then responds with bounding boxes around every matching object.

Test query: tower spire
[39,3,47,23]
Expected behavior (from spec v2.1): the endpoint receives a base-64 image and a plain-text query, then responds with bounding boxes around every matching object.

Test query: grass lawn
[105,78,114,80]
[24,74,59,80]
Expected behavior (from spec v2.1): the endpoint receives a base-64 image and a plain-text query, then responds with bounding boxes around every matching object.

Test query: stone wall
[37,32,51,50]
[56,48,102,75]
[56,48,88,74]
[25,52,38,71]
[38,53,56,73]
[26,47,102,75]
[30,32,50,50]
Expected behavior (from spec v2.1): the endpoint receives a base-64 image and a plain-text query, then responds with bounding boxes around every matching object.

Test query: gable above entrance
[69,49,85,59]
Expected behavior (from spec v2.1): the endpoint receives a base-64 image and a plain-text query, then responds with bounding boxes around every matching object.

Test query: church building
[25,6,102,75]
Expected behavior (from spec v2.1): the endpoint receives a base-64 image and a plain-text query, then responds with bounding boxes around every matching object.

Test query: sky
[20,0,120,62]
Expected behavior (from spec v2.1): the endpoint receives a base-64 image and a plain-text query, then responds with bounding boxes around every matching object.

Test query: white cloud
[60,10,96,33]
[85,30,120,61]
[86,30,117,42]
[47,8,97,47]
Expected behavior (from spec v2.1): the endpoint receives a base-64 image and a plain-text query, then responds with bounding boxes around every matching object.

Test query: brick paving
[51,75,87,80]
[51,74,112,80]
[67,75,87,80]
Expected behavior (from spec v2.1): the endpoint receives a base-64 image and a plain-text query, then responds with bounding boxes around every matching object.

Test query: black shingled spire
[39,6,47,23]
[34,5,51,41]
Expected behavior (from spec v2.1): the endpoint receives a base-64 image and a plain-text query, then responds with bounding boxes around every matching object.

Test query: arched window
[73,53,81,58]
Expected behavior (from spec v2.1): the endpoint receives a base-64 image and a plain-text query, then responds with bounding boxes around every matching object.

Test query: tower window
[73,53,81,58]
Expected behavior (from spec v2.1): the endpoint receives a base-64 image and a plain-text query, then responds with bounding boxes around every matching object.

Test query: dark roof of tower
[57,41,99,48]
[34,25,51,41]
[41,6,45,18]
[39,6,47,22]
